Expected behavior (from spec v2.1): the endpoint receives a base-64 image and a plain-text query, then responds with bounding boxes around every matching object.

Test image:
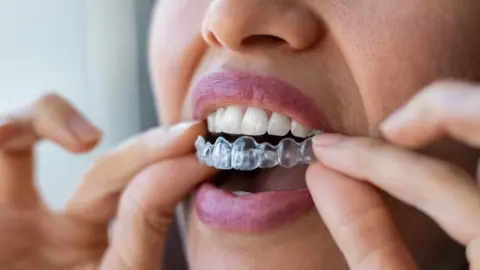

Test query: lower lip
[194,183,314,233]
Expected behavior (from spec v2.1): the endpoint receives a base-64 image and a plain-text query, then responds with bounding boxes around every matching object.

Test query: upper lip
[192,70,331,131]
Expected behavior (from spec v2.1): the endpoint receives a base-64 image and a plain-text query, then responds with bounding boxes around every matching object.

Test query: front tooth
[215,107,225,133]
[291,120,312,138]
[241,107,268,136]
[207,113,216,133]
[232,191,251,196]
[267,113,290,136]
[221,106,245,134]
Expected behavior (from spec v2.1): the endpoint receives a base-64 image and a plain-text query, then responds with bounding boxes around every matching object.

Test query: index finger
[100,155,216,270]
[66,121,205,225]
[0,93,101,152]
[0,93,101,205]
[381,81,480,148]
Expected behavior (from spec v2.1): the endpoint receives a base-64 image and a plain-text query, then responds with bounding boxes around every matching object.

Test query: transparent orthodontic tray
[195,135,317,171]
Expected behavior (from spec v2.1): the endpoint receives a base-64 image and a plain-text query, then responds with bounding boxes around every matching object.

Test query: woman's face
[149,1,480,269]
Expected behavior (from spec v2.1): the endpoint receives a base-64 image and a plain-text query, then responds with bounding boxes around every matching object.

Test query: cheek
[149,0,208,125]
[323,0,480,130]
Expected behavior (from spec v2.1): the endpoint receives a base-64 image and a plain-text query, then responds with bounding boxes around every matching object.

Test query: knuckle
[33,93,76,117]
[142,206,173,236]
[36,92,65,105]
[118,188,173,238]
[1,93,68,122]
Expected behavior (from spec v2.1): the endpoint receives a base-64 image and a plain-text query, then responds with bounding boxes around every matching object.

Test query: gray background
[0,1,187,269]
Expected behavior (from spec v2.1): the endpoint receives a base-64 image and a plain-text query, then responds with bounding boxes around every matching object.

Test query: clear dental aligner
[195,136,317,171]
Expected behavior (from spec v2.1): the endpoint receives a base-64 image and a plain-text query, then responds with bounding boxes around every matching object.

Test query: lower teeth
[195,135,317,171]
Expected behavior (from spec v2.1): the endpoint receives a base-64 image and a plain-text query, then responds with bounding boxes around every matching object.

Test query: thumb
[306,164,417,270]
[99,155,216,270]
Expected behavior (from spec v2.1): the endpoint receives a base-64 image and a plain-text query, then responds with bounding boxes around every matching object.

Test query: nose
[202,0,323,51]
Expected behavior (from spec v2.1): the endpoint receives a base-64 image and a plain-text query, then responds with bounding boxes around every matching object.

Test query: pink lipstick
[191,70,329,233]
[192,70,330,130]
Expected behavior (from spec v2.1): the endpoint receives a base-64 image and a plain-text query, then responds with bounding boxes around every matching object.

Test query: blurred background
[0,1,186,269]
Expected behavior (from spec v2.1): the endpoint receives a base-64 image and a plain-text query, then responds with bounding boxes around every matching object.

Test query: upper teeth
[207,105,322,138]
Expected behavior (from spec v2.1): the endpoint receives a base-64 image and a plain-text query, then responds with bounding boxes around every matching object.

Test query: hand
[0,94,215,270]
[306,81,480,270]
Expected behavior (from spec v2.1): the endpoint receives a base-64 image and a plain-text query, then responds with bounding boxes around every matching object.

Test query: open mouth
[191,70,329,232]
[200,104,323,193]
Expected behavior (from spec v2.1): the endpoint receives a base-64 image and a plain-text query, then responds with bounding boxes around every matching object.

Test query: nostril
[241,35,287,48]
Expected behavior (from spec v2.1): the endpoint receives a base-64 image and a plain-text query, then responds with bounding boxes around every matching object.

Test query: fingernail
[167,120,202,135]
[435,90,470,109]
[313,133,345,147]
[142,120,203,148]
[380,107,409,132]
[68,114,101,143]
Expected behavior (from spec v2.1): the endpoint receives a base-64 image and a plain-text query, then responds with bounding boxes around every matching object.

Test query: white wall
[0,0,144,209]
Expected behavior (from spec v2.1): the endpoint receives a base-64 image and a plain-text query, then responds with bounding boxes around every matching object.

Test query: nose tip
[202,0,323,51]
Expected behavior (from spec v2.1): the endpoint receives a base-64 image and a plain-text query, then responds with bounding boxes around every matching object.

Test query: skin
[149,0,480,269]
[0,1,478,270]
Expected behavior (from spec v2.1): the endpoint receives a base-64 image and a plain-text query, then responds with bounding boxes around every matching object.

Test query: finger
[313,134,480,245]
[467,236,480,270]
[0,93,101,152]
[0,121,21,147]
[380,81,480,148]
[66,121,205,225]
[100,155,215,270]
[0,93,101,205]
[306,164,417,270]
